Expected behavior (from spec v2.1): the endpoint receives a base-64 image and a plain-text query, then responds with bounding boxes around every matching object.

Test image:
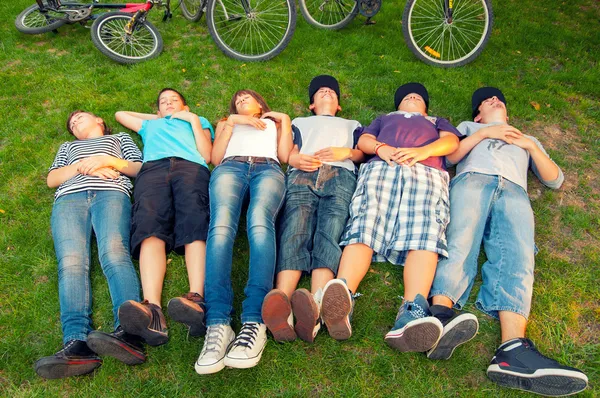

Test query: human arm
[392,131,460,167]
[446,124,523,165]
[314,147,365,163]
[171,111,213,163]
[115,111,158,132]
[47,163,121,187]
[263,111,292,163]
[357,133,397,167]
[513,136,562,187]
[75,156,142,178]
[288,145,322,172]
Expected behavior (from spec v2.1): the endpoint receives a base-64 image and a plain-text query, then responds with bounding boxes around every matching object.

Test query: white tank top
[223,118,279,160]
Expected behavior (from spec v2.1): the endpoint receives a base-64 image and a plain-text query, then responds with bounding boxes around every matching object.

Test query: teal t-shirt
[138,115,214,167]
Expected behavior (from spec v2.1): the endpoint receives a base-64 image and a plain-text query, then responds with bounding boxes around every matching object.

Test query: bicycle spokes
[98,16,158,58]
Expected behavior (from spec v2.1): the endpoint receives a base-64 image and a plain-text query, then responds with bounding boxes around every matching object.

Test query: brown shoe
[167,292,206,337]
[261,289,296,342]
[291,288,321,343]
[118,300,168,346]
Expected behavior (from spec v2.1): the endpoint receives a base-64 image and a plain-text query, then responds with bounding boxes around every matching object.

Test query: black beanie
[472,87,506,119]
[309,75,340,104]
[394,83,429,111]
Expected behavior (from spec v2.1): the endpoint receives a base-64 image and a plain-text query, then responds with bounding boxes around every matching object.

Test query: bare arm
[391,132,459,167]
[275,114,293,164]
[47,164,80,188]
[77,156,142,178]
[288,145,322,172]
[446,124,523,165]
[511,136,560,183]
[211,120,234,166]
[115,111,158,132]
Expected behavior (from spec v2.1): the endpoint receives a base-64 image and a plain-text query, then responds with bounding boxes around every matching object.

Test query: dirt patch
[567,301,600,345]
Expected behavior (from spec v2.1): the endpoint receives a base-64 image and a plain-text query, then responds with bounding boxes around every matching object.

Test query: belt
[224,156,278,164]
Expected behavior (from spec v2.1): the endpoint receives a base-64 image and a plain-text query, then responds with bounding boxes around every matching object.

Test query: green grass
[1,0,599,396]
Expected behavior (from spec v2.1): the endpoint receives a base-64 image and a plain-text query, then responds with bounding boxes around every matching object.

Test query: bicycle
[16,0,296,63]
[298,0,493,67]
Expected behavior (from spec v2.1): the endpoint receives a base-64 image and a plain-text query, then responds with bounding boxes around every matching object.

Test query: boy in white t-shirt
[262,75,364,343]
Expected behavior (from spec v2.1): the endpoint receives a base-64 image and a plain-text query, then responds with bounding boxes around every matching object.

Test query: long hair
[228,89,271,117]
[66,110,112,136]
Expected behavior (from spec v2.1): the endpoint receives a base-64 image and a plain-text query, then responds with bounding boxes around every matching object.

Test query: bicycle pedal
[364,18,376,25]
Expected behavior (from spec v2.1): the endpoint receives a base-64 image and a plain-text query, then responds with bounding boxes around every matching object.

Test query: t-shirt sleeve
[528,136,564,189]
[198,116,215,139]
[118,133,143,162]
[361,116,382,139]
[456,121,470,137]
[291,124,303,149]
[49,142,69,172]
[138,120,149,139]
[352,125,364,148]
[436,117,464,138]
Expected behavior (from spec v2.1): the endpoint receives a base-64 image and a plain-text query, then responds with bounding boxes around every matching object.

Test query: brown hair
[228,89,271,117]
[156,87,187,108]
[66,110,112,136]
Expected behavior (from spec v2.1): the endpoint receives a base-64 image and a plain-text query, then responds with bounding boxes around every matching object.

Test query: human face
[398,93,426,114]
[158,90,187,117]
[68,112,104,139]
[235,93,262,116]
[310,87,341,115]
[476,96,507,122]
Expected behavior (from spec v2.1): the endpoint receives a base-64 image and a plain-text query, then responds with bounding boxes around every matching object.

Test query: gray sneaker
[195,324,235,375]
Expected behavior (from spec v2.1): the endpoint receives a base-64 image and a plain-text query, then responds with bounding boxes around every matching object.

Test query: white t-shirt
[223,118,278,160]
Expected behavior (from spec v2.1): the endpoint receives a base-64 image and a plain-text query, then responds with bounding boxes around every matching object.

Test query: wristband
[375,143,388,157]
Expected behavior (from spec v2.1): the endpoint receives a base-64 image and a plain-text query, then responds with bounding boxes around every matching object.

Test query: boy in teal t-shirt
[115,88,214,349]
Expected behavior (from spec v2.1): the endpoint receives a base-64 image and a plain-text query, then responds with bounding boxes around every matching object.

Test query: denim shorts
[430,172,536,319]
[277,165,356,274]
[131,157,210,259]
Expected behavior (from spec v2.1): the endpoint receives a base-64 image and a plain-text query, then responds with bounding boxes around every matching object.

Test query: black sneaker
[86,326,146,365]
[426,305,479,360]
[118,300,168,346]
[167,292,207,337]
[34,340,102,379]
[487,338,588,396]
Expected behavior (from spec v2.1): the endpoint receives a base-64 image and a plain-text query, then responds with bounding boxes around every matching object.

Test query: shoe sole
[487,366,588,396]
[427,313,479,360]
[262,290,296,342]
[34,356,101,379]
[384,317,443,352]
[119,302,168,347]
[291,289,319,343]
[86,331,146,365]
[195,357,226,375]
[167,298,206,337]
[321,281,352,341]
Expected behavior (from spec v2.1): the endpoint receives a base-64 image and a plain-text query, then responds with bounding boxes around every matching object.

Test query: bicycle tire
[90,12,163,64]
[206,0,296,61]
[402,0,493,67]
[181,0,205,22]
[299,0,358,30]
[15,3,68,34]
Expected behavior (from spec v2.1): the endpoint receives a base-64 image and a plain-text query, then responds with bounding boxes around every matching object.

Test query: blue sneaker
[384,294,443,352]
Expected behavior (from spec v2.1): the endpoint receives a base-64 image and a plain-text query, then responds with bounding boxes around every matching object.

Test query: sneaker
[321,279,353,341]
[224,322,267,369]
[167,292,207,337]
[34,340,102,379]
[426,305,479,360]
[195,324,235,375]
[262,289,296,342]
[384,294,443,352]
[291,288,321,343]
[487,338,588,396]
[86,326,146,365]
[118,300,168,346]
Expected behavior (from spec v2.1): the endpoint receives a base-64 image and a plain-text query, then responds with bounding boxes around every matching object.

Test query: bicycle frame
[34,0,152,14]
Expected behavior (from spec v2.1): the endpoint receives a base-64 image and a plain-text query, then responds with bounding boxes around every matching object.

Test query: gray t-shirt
[291,115,361,172]
[452,121,564,191]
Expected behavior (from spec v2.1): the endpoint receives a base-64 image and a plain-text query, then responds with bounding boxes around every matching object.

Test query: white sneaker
[195,324,235,375]
[291,288,321,343]
[224,323,267,369]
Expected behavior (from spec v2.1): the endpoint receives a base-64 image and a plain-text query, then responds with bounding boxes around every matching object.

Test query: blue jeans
[205,159,286,325]
[430,172,536,319]
[51,191,141,344]
[277,166,356,274]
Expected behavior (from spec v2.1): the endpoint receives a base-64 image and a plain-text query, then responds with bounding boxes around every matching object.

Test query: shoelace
[58,340,77,355]
[201,326,227,355]
[396,296,427,319]
[232,323,259,349]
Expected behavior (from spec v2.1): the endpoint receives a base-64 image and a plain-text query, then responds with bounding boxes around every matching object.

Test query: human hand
[89,167,120,180]
[290,153,322,172]
[170,110,197,123]
[391,146,432,167]
[375,144,397,167]
[482,124,522,144]
[509,135,535,151]
[228,114,266,130]
[262,111,290,124]
[77,156,114,175]
[314,147,352,162]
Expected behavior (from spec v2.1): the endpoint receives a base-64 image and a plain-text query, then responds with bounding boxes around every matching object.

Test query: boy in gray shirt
[262,75,364,343]
[427,87,588,396]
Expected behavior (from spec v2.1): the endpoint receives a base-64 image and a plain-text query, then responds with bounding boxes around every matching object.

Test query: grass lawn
[0,0,599,396]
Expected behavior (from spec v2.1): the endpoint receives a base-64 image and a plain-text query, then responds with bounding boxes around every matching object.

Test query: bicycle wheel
[181,0,205,22]
[206,0,296,61]
[402,0,493,67]
[90,12,163,64]
[299,0,358,30]
[15,2,68,34]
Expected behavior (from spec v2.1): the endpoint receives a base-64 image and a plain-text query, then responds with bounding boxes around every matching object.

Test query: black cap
[472,87,506,119]
[309,75,340,104]
[394,83,429,111]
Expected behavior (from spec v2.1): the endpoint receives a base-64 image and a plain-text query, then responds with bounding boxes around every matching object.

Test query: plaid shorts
[340,161,450,265]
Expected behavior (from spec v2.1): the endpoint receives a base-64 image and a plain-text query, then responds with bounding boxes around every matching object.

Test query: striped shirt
[49,133,143,201]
